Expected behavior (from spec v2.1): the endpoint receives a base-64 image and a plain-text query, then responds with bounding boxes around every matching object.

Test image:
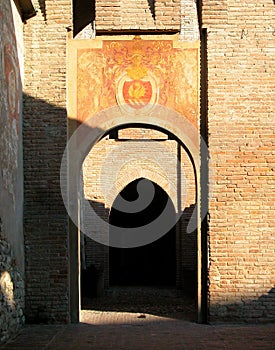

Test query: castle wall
[23,0,71,322]
[202,0,275,322]
[21,0,275,323]
[0,0,25,342]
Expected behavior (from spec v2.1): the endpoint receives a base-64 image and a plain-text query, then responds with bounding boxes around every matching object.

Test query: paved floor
[1,311,275,350]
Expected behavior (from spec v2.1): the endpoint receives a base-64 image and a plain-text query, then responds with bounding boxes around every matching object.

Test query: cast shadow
[38,0,46,21]
[80,200,198,322]
[211,288,275,323]
[73,0,95,37]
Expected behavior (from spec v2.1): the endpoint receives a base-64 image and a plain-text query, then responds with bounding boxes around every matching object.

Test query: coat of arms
[116,45,159,114]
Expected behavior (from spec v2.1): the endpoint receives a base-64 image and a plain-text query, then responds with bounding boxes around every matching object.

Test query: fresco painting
[76,36,199,127]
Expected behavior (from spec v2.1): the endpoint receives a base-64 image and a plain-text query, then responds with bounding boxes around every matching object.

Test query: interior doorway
[67,114,206,323]
[81,177,196,321]
[109,178,176,287]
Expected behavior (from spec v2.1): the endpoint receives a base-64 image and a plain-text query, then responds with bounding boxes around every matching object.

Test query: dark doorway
[109,178,176,287]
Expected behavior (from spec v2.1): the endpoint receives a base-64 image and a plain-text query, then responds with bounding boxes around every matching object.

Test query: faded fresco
[76,36,199,127]
[0,1,21,201]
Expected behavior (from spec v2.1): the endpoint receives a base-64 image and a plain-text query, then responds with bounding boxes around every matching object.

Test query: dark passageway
[81,178,196,322]
[109,178,176,287]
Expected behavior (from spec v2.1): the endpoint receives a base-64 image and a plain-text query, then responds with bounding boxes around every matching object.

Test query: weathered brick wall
[23,0,199,324]
[0,237,25,343]
[0,0,25,342]
[180,0,199,41]
[96,0,180,31]
[155,0,180,30]
[21,0,275,325]
[202,0,275,322]
[78,0,200,41]
[23,0,71,322]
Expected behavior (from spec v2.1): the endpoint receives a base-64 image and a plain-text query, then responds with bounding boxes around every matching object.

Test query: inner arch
[109,177,176,286]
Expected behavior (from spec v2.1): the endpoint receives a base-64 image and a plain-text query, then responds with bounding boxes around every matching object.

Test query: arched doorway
[78,124,198,321]
[63,106,207,323]
[109,178,176,287]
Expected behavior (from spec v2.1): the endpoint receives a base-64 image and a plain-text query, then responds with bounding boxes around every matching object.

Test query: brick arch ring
[106,168,177,211]
[102,150,180,211]
[61,103,204,248]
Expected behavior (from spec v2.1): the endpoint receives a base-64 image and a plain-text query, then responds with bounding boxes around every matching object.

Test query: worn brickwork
[23,0,71,323]
[78,0,200,40]
[179,0,200,41]
[96,0,180,31]
[0,0,25,342]
[202,0,275,321]
[155,0,180,30]
[0,238,25,343]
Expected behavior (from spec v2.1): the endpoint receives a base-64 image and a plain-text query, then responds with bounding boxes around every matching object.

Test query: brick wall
[96,0,180,31]
[23,0,71,322]
[180,0,200,41]
[21,0,275,324]
[77,0,200,40]
[202,0,275,322]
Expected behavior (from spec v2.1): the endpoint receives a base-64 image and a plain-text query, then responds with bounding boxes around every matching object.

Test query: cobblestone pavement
[82,286,196,321]
[1,287,275,350]
[0,311,274,350]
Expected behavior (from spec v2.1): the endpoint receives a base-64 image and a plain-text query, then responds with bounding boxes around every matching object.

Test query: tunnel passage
[109,178,176,287]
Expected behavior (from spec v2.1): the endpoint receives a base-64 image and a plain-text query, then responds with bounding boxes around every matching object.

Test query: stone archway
[62,105,205,323]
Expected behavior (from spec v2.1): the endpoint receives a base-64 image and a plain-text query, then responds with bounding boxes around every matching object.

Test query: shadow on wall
[23,93,110,324]
[38,0,46,21]
[147,0,155,20]
[211,288,275,323]
[81,200,109,300]
[177,204,197,296]
[23,93,69,324]
[22,91,275,325]
[73,0,95,37]
[23,93,67,213]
